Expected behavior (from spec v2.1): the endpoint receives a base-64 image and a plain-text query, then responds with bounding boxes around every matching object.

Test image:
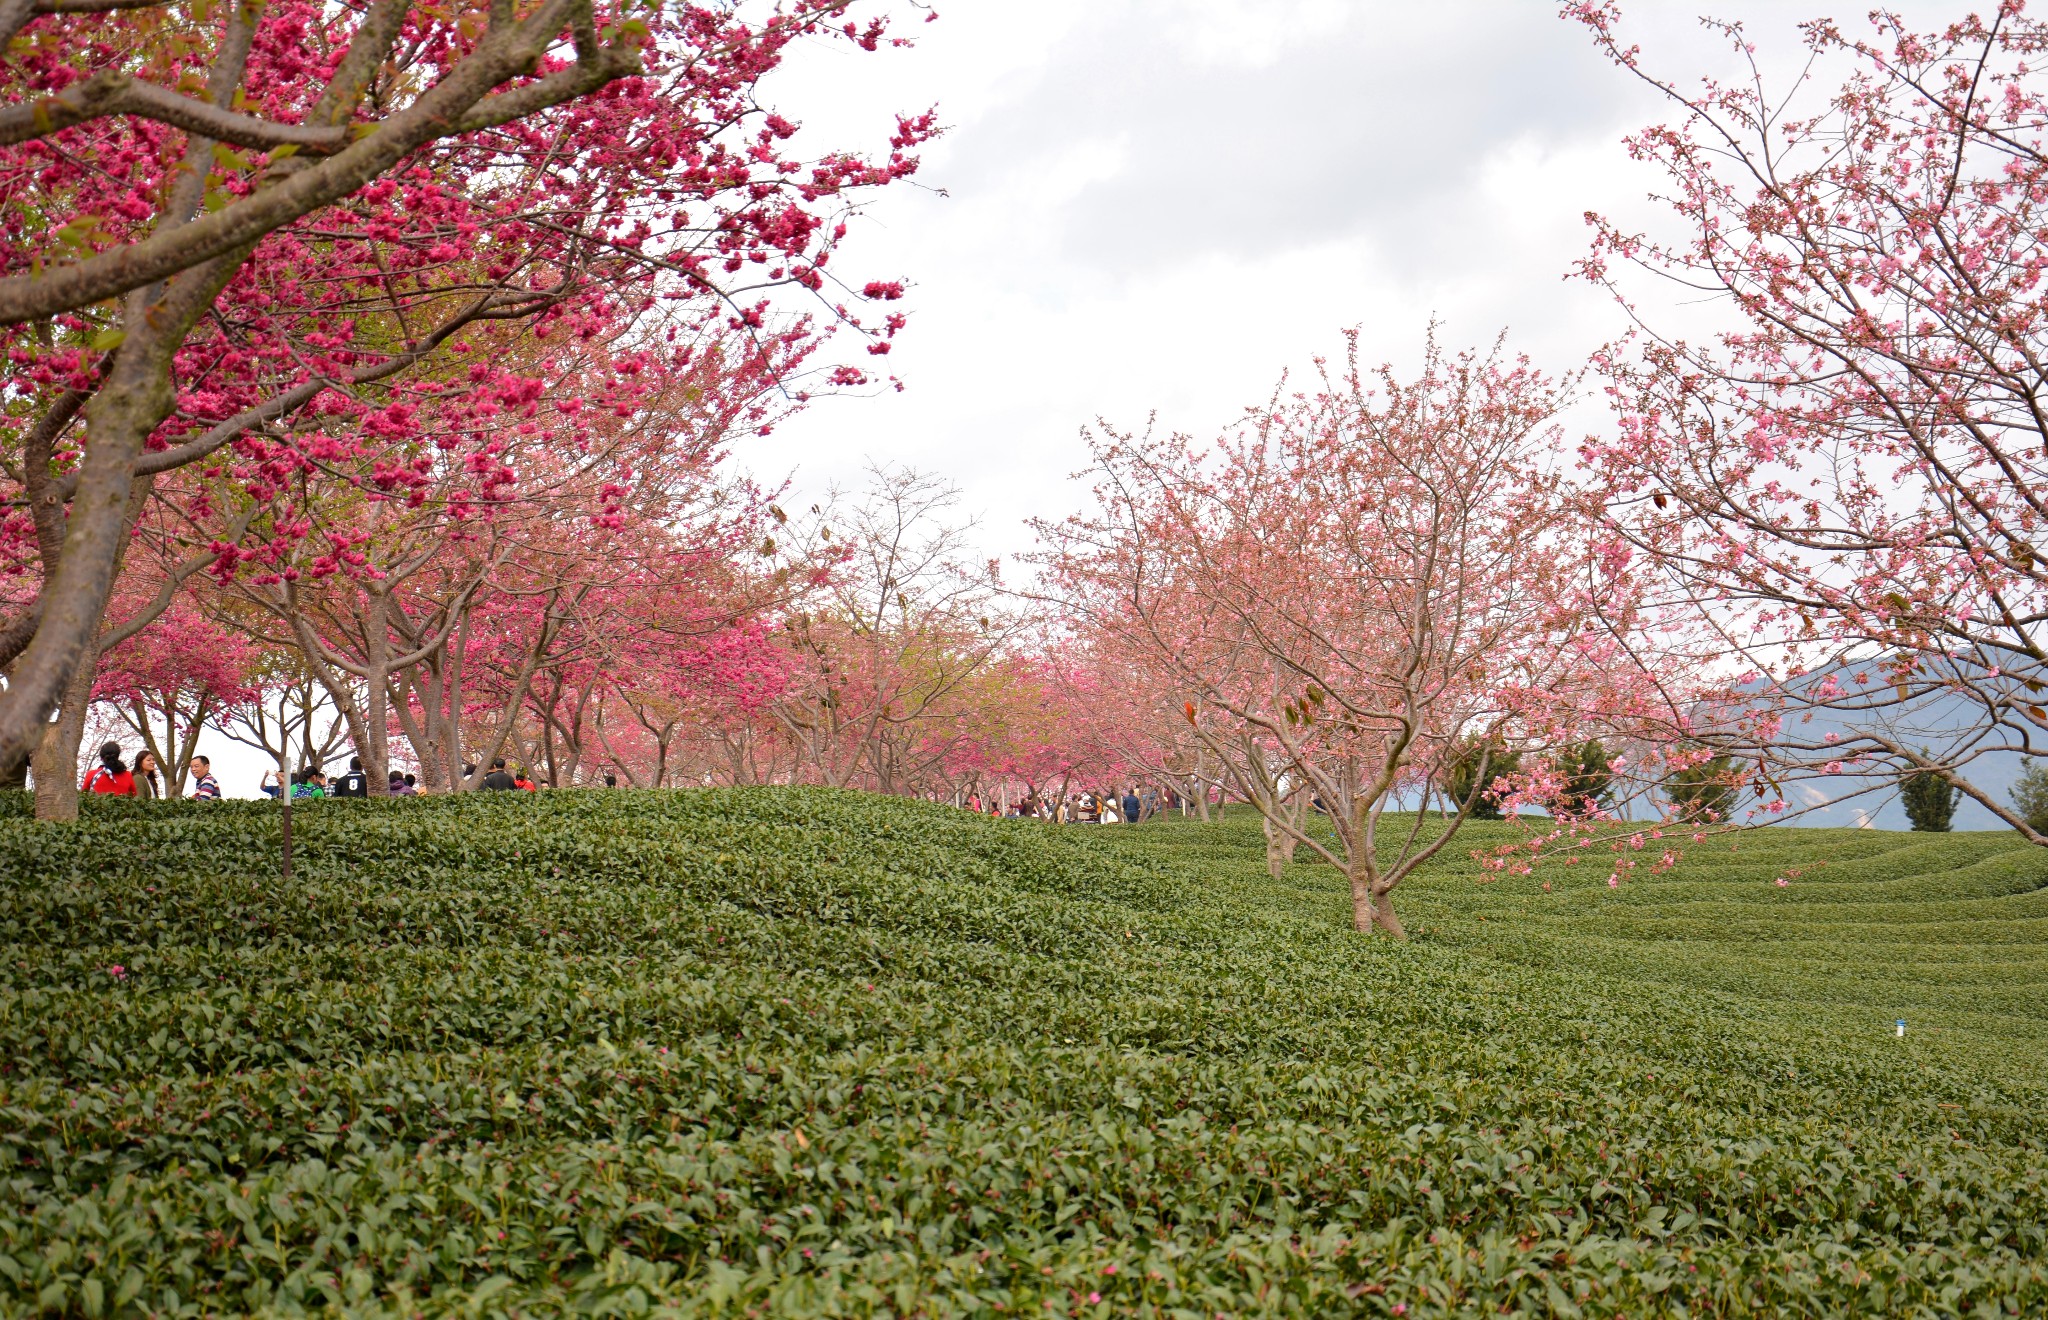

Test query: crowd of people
[80,742,626,799]
[257,757,425,799]
[966,785,1178,824]
[79,741,1171,818]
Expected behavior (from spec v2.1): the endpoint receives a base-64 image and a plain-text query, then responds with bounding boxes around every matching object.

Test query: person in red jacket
[81,742,136,796]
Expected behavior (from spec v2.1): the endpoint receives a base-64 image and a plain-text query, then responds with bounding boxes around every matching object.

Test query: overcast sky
[205,1,1979,796]
[752,0,1951,557]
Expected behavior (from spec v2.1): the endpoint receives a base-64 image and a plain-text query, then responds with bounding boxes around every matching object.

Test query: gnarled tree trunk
[1348,866,1408,940]
[31,645,100,822]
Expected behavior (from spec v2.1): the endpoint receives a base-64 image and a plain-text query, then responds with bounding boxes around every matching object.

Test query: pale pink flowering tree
[1043,330,1666,937]
[1570,2,2048,836]
[943,647,1133,811]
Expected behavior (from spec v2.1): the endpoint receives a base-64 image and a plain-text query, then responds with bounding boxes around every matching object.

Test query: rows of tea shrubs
[1368,815,2048,1056]
[1,789,2044,1315]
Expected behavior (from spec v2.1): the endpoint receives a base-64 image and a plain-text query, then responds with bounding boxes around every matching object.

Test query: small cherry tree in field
[1569,3,2048,835]
[1043,331,1657,938]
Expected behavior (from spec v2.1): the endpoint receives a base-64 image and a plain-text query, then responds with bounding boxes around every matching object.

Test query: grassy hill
[0,790,2043,1316]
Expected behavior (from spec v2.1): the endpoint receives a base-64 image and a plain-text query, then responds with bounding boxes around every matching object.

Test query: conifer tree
[1901,755,1960,833]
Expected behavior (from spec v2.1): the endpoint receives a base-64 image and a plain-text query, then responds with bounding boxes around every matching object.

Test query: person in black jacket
[479,757,518,791]
[335,756,370,797]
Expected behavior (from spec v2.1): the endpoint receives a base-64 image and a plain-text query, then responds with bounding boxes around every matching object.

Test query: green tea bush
[0,789,2044,1316]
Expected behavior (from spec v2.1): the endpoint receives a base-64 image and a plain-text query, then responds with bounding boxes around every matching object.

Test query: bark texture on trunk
[1349,869,1408,939]
[31,647,99,822]
[1371,888,1408,940]
[1262,812,1298,880]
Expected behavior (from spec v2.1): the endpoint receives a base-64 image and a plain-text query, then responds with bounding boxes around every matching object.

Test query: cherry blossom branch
[96,504,255,653]
[132,288,555,484]
[0,69,353,154]
[0,0,179,50]
[0,0,639,325]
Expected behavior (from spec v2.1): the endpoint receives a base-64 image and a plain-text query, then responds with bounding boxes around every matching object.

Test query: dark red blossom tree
[0,0,932,796]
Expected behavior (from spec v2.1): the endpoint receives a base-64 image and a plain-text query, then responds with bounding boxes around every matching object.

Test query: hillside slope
[1212,812,2048,1057]
[0,790,2043,1316]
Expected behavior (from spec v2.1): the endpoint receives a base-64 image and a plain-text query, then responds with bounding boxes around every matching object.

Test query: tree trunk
[1348,869,1407,939]
[32,646,99,821]
[444,615,469,788]
[390,666,440,789]
[454,629,546,791]
[285,606,369,783]
[1370,888,1407,940]
[1262,812,1298,880]
[363,669,390,795]
[361,592,391,795]
[0,654,28,789]
[130,697,172,791]
[169,694,210,796]
[0,362,166,767]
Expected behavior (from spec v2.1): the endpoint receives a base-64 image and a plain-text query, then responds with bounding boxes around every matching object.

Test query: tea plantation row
[0,789,2043,1316]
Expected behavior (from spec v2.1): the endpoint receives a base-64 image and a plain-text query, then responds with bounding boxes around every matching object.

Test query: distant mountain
[1744,670,2032,833]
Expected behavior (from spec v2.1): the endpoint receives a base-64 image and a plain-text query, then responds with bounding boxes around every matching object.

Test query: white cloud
[749,0,1965,560]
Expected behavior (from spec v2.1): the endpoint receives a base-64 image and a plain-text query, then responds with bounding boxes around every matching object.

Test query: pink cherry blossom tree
[206,310,789,793]
[585,613,791,787]
[1042,329,1665,937]
[88,599,257,794]
[1568,2,2048,837]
